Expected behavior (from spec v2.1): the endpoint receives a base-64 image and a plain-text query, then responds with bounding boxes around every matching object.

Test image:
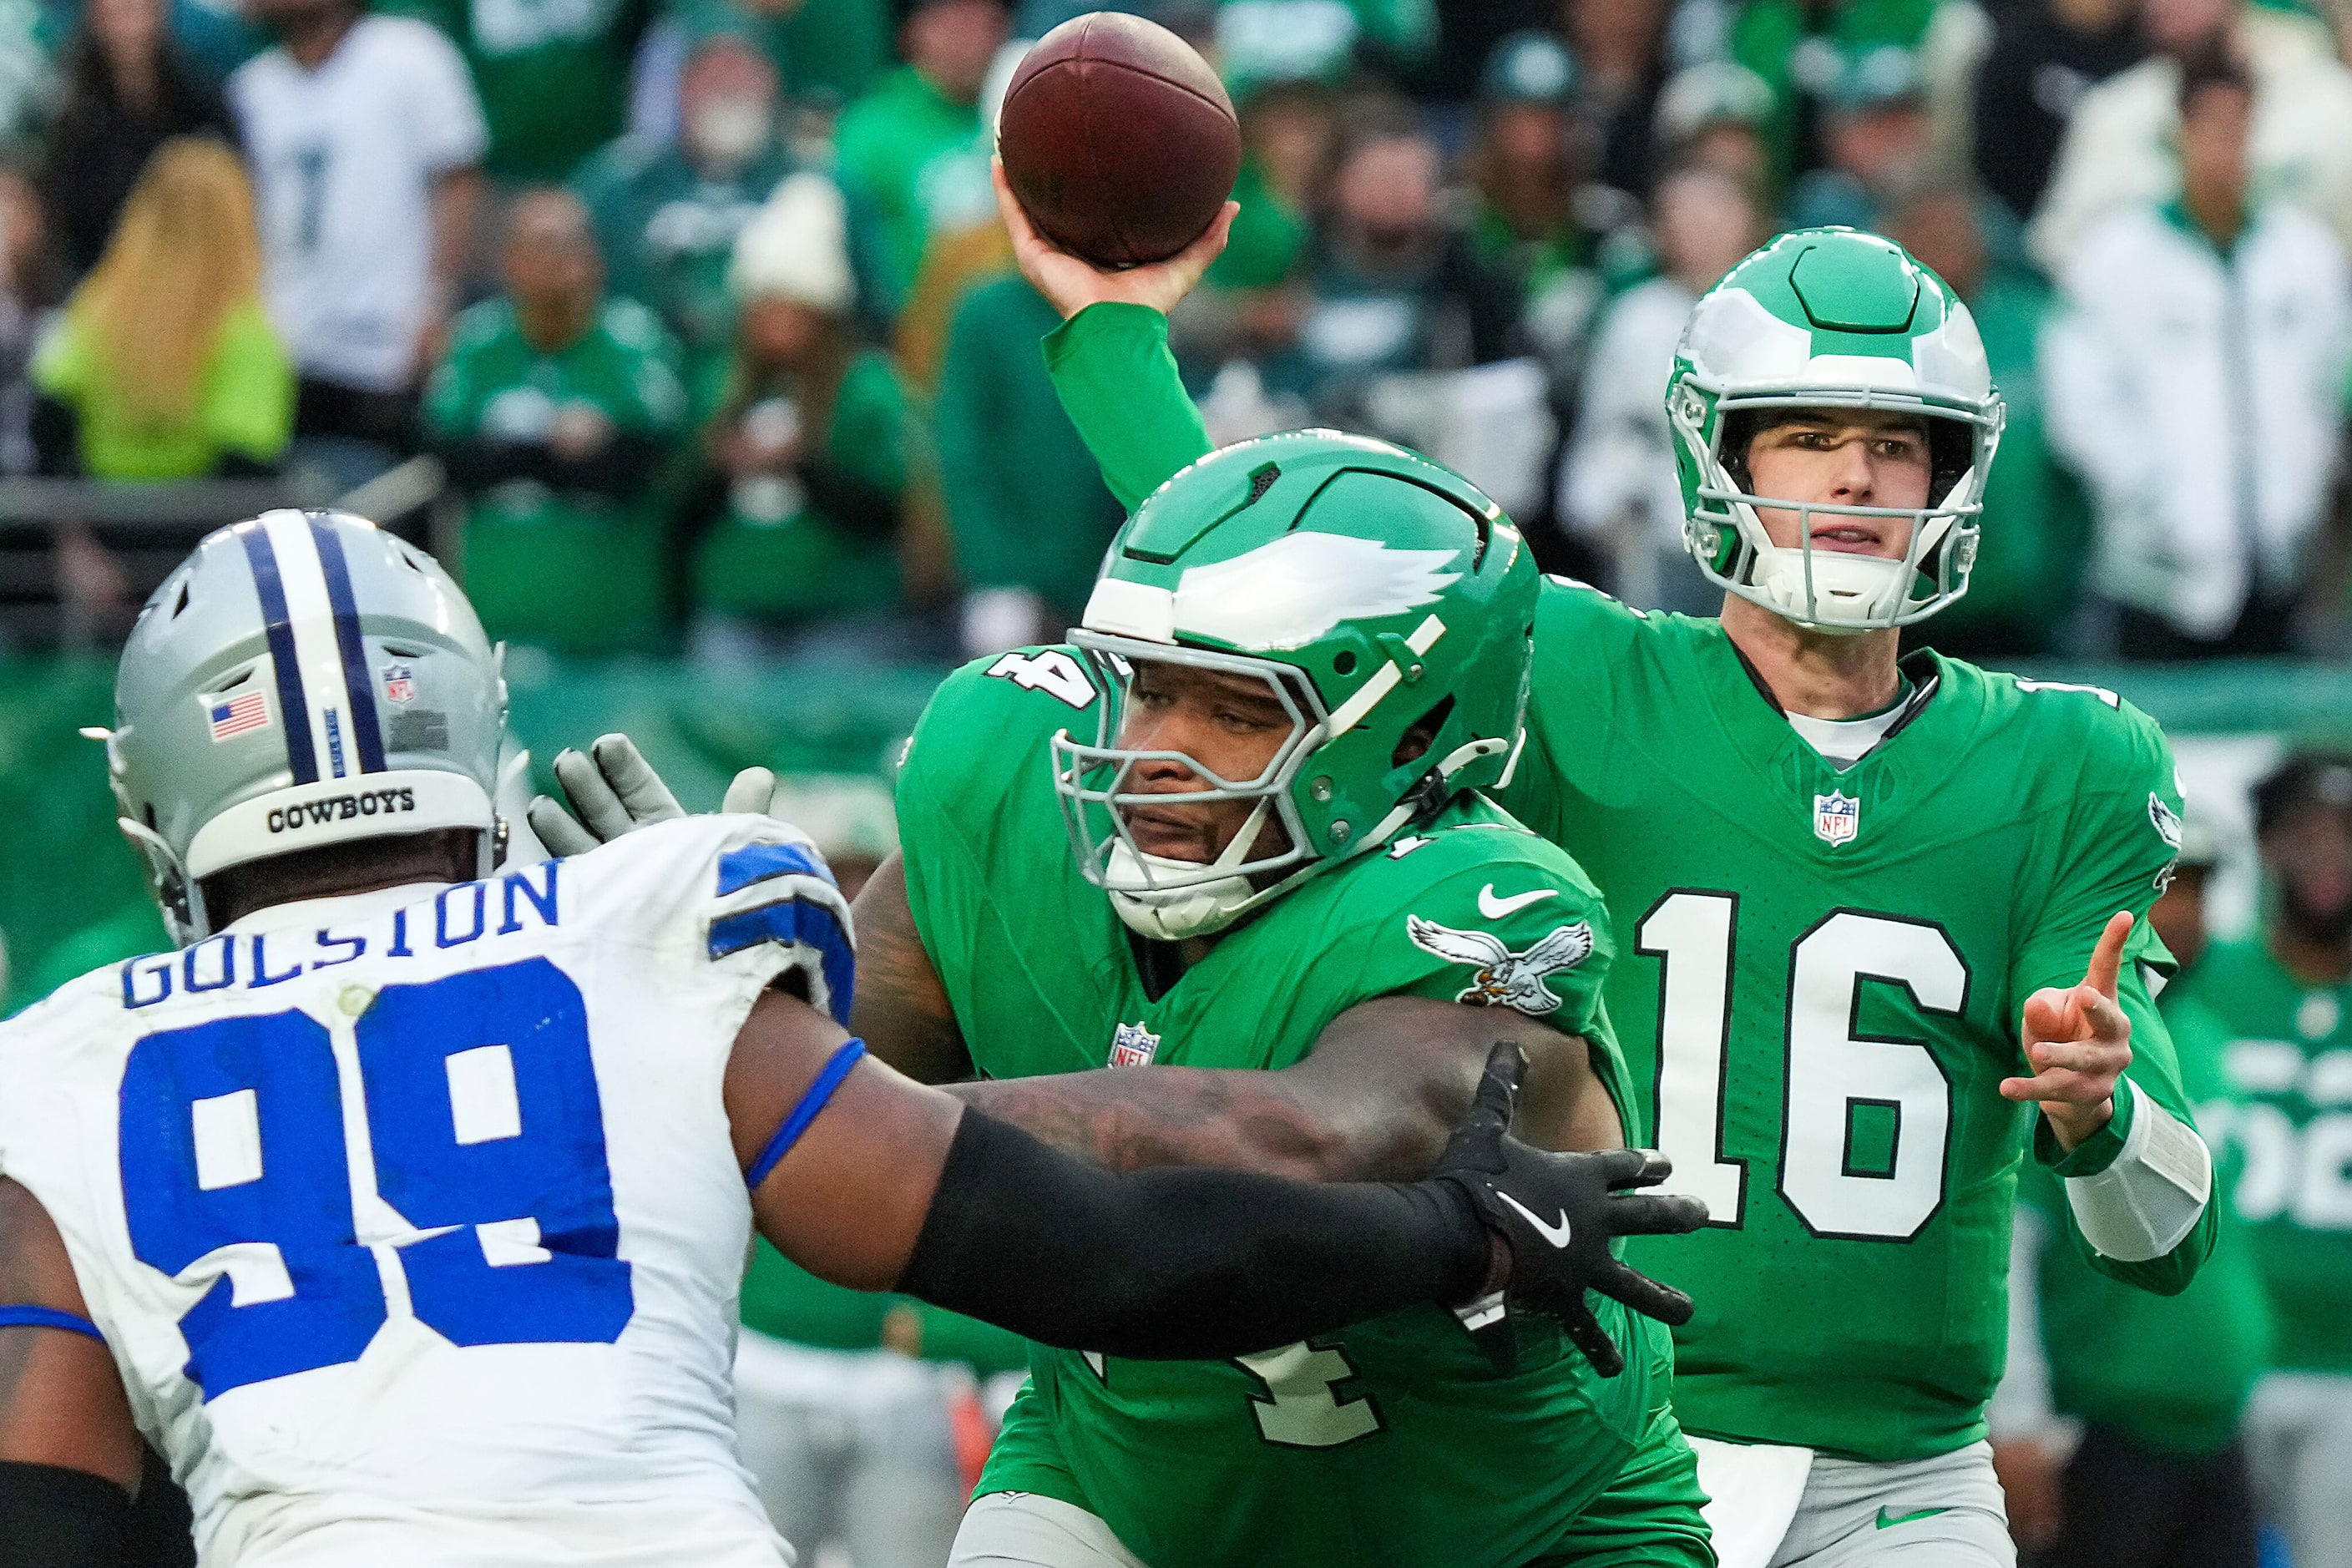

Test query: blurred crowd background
[5,0,2352,1563]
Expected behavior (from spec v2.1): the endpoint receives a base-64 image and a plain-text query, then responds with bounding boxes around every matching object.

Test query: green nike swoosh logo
[1875,1505,1952,1530]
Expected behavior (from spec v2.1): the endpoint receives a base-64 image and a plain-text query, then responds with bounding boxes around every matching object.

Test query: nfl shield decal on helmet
[1109,1023,1161,1068]
[1813,790,1860,846]
[382,663,417,705]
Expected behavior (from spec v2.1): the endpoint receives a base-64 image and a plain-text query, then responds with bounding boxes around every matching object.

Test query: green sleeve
[197,302,294,463]
[2011,701,2210,1292]
[1040,303,1212,511]
[1340,859,1615,1044]
[2011,704,2183,1001]
[615,310,689,438]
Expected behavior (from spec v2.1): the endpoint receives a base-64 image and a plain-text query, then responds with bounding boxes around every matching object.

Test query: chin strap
[1104,800,1272,941]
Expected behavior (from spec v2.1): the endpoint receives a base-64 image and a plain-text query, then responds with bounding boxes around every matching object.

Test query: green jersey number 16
[1638,893,1970,1241]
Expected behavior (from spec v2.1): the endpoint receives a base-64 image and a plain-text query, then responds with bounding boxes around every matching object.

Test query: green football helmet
[1052,430,1538,940]
[1667,227,2006,630]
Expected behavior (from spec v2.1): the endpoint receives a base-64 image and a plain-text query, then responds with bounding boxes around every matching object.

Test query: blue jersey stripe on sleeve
[0,1304,104,1343]
[745,1038,868,1191]
[709,898,856,1024]
[716,841,837,896]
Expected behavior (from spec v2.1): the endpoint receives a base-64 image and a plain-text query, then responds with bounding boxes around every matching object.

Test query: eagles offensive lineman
[984,175,2216,1568]
[0,510,1699,1564]
[538,435,1719,1568]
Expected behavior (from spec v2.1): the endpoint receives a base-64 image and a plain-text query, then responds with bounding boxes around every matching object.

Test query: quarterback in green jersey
[987,168,2215,1568]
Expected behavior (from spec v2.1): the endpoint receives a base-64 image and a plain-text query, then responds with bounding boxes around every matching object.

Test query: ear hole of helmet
[1394,695,1455,769]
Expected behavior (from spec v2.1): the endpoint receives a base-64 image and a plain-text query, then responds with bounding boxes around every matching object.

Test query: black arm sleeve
[899,1108,1490,1358]
[0,1460,129,1568]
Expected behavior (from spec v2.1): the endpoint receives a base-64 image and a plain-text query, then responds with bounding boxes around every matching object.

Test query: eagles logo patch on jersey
[1404,916,1594,1015]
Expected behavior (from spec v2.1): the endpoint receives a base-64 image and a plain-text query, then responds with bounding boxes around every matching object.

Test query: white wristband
[2063,1080,2213,1262]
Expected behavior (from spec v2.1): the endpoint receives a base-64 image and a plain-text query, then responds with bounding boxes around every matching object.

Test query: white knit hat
[730,171,855,312]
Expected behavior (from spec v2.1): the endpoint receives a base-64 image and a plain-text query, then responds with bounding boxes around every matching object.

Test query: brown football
[997,12,1242,269]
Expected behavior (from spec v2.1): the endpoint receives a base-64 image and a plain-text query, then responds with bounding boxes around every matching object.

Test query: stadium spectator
[1562,0,1672,200]
[2041,52,2351,658]
[32,137,291,480]
[230,0,487,479]
[2177,751,2352,1568]
[1783,43,1930,232]
[2029,0,2352,272]
[687,173,936,665]
[631,0,892,144]
[388,0,648,184]
[37,0,236,281]
[832,0,1005,310]
[1969,0,2142,225]
[1558,161,1759,612]
[935,269,1123,655]
[577,23,817,383]
[423,188,687,654]
[1891,180,2092,659]
[1989,813,2269,1568]
[1651,59,1776,199]
[1728,0,1941,196]
[1464,31,1608,368]
[1285,103,1520,422]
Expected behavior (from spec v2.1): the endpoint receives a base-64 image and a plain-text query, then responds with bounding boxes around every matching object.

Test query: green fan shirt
[898,649,1694,1568]
[2176,934,2352,1373]
[387,0,642,180]
[423,295,688,654]
[33,299,294,481]
[1034,300,2214,1464]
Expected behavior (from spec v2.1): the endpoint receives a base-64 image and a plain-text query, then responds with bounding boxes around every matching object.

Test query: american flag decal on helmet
[205,690,271,741]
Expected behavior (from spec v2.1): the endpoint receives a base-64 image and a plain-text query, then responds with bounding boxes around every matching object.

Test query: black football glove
[1435,1042,1707,1377]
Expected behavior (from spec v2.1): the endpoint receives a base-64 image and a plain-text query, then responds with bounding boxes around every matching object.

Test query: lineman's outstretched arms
[724,989,1705,1368]
[531,740,1628,1175]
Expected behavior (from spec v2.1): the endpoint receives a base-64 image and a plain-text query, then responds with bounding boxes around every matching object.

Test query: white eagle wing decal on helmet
[1406,914,1594,1016]
[1171,533,1461,650]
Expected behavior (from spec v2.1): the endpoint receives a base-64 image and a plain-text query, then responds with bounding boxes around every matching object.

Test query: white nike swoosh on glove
[1478,884,1558,919]
[1495,1190,1574,1248]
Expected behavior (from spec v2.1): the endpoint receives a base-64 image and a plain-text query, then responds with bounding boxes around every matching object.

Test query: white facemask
[1101,801,1271,941]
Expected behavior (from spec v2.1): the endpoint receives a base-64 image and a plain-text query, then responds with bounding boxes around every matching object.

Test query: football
[997,12,1242,269]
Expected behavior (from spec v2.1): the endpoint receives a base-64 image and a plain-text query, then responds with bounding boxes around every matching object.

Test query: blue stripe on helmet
[307,514,386,774]
[238,524,318,785]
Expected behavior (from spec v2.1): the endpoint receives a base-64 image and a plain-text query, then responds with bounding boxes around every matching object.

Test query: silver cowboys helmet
[107,509,508,943]
[1667,227,2006,631]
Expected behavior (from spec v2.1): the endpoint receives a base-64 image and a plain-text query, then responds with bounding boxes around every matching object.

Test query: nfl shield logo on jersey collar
[1813,790,1860,846]
[1110,1022,1161,1068]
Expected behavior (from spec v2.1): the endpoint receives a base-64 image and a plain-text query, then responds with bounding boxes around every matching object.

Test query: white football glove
[526,734,810,857]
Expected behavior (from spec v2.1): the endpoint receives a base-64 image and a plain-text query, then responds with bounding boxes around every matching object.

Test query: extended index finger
[2084,910,2132,1000]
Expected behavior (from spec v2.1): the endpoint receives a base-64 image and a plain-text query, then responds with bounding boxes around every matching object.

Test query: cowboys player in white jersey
[0,509,1702,1565]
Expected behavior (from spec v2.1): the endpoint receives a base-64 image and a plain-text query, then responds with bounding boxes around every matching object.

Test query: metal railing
[0,457,447,651]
